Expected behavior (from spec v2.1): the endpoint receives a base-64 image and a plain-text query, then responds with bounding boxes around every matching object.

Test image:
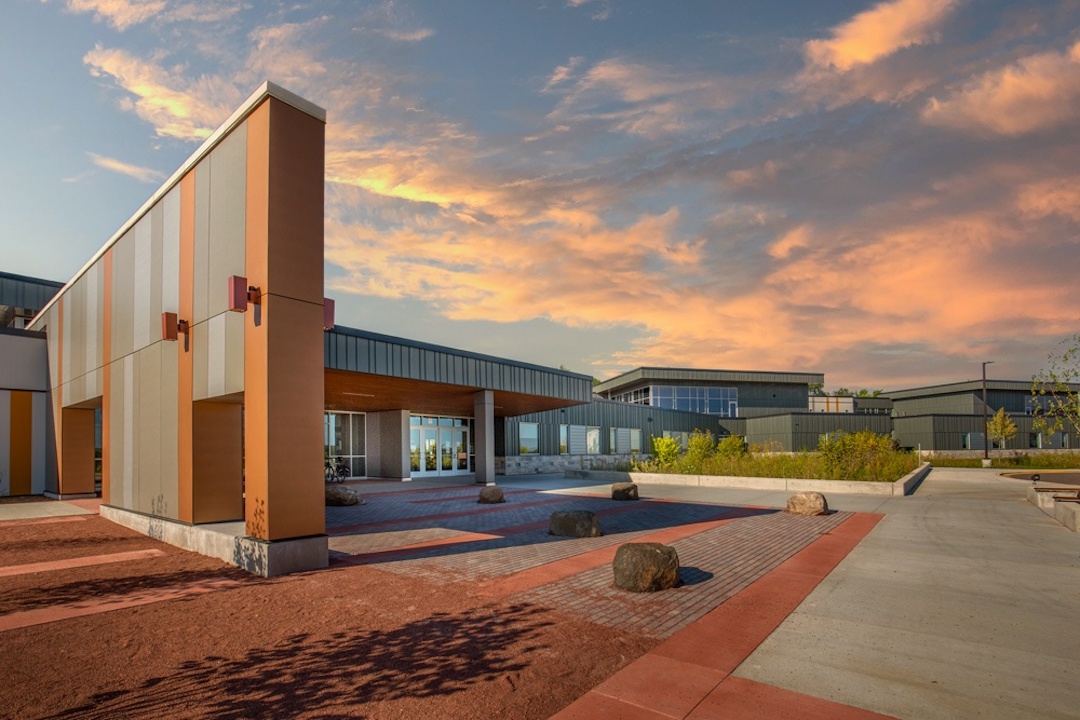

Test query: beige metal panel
[31,391,47,495]
[150,203,164,339]
[61,281,72,387]
[207,125,248,317]
[122,353,134,509]
[161,185,181,314]
[137,344,161,514]
[224,310,244,395]
[193,159,211,324]
[0,390,8,496]
[46,307,60,390]
[83,264,100,374]
[158,340,179,519]
[106,361,125,509]
[132,214,153,352]
[0,332,48,391]
[111,232,135,360]
[192,319,209,401]
[206,312,226,398]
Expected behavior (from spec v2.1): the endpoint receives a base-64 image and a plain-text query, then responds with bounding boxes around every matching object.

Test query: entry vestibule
[410,415,473,477]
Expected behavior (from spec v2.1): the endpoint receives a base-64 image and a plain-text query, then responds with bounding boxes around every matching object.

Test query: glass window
[630,429,642,453]
[610,427,616,452]
[559,425,569,454]
[586,426,601,454]
[519,422,539,454]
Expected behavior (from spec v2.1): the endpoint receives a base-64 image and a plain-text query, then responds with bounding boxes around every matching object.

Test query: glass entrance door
[410,416,472,477]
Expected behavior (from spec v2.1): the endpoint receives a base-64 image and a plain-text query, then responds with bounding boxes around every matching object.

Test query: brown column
[243,97,326,541]
[9,392,33,495]
[60,407,96,495]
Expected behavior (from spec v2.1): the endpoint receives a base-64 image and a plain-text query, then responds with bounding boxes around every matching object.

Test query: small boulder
[613,542,680,592]
[478,486,505,504]
[325,485,363,507]
[786,491,828,516]
[611,482,639,501]
[549,510,602,538]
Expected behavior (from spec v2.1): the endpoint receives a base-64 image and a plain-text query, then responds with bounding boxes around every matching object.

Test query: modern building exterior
[3,82,1078,575]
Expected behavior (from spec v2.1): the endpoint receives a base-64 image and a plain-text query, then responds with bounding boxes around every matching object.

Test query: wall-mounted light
[161,312,189,341]
[323,297,335,330]
[228,275,260,312]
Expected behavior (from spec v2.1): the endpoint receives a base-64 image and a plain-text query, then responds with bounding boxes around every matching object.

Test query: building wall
[28,85,327,543]
[743,413,894,451]
[0,330,49,495]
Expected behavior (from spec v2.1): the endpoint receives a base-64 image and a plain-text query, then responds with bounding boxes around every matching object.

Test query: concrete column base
[100,504,328,577]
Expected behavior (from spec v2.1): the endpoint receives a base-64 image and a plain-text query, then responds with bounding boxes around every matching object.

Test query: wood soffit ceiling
[324,369,583,418]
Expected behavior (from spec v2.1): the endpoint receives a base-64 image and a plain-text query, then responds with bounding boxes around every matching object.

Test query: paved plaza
[1,468,1078,718]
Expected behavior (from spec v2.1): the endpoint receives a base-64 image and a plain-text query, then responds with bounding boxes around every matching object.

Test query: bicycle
[324,456,351,483]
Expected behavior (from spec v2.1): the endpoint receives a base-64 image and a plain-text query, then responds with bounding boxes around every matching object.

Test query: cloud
[805,0,960,71]
[546,57,734,138]
[86,152,165,182]
[84,45,243,140]
[61,0,244,31]
[374,27,434,42]
[922,41,1080,136]
[566,0,611,21]
[543,56,584,92]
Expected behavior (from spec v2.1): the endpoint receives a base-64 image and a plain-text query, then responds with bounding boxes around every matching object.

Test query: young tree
[1032,334,1080,438]
[986,407,1017,453]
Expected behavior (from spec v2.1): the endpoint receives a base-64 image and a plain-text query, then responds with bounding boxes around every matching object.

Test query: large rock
[325,485,363,507]
[613,542,680,592]
[611,482,639,501]
[549,510,602,538]
[786,491,828,516]
[478,486,505,504]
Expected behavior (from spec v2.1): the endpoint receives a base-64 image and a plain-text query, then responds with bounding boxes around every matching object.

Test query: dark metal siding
[325,325,593,402]
[0,272,63,312]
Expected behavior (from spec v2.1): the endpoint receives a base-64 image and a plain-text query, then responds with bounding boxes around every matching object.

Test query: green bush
[651,436,681,468]
[679,430,716,473]
[716,434,748,457]
[818,430,916,481]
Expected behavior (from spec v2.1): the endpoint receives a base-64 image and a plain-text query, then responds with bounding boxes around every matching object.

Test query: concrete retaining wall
[1026,487,1080,533]
[566,462,931,497]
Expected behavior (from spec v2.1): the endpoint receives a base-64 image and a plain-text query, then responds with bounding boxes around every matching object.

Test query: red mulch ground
[1,515,655,719]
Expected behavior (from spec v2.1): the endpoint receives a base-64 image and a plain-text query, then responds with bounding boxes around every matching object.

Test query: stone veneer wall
[497,453,640,475]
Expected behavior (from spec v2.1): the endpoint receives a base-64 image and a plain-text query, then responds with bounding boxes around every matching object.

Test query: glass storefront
[409,415,473,477]
[324,411,366,478]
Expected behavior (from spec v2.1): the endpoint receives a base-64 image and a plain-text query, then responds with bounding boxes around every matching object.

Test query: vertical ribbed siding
[324,327,593,403]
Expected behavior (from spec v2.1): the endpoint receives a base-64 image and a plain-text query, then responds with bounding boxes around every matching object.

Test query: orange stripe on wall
[9,391,33,496]
[177,170,196,523]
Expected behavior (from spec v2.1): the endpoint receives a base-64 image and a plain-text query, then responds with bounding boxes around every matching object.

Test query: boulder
[325,485,363,507]
[611,482,639,501]
[549,510,602,538]
[478,486,505,504]
[613,542,680,592]
[786,491,828,516]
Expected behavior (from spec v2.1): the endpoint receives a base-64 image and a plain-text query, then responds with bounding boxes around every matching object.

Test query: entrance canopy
[324,325,593,417]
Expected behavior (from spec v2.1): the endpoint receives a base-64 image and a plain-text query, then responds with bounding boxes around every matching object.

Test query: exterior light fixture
[323,297,335,330]
[161,312,189,341]
[228,275,260,312]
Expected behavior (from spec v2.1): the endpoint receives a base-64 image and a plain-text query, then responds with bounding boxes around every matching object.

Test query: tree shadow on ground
[678,566,713,586]
[46,602,555,720]
[0,566,251,613]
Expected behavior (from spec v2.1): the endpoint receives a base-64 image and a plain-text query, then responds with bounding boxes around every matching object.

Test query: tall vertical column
[473,390,495,485]
[243,97,326,542]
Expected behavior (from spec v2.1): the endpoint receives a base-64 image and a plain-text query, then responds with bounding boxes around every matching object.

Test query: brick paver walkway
[327,484,855,639]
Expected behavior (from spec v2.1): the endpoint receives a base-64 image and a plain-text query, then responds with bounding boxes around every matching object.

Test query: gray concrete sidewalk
[503,469,1080,719]
[0,499,95,521]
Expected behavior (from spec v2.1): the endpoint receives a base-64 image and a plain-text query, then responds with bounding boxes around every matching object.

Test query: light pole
[982,361,994,463]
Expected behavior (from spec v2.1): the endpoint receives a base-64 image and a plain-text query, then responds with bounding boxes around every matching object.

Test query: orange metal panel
[60,408,95,495]
[177,171,196,523]
[9,392,33,495]
[191,402,244,523]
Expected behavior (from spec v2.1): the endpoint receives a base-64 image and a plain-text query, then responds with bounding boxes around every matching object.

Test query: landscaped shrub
[679,430,716,473]
[818,430,916,481]
[650,436,681,469]
[716,434,748,458]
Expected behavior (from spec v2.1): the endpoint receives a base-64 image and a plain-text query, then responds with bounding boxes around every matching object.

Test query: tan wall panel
[192,320,209,401]
[224,311,245,395]
[193,159,211,324]
[150,203,164,336]
[191,401,243,523]
[102,250,112,505]
[207,125,248,318]
[137,344,162,514]
[60,407,95,495]
[158,338,179,518]
[111,232,135,360]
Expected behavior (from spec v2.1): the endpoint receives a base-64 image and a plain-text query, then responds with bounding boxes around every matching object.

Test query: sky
[1,0,1079,391]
